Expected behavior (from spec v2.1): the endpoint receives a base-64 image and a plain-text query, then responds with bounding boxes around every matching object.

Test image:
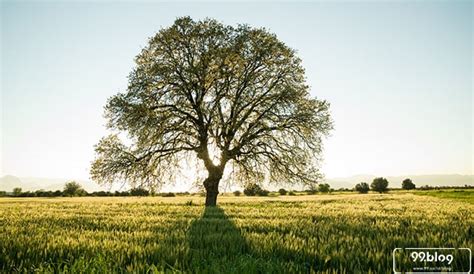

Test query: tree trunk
[203,169,222,207]
[204,181,219,206]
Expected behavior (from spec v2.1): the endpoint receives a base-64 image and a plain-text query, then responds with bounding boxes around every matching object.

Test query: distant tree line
[0,181,190,198]
[353,177,473,194]
[239,182,335,197]
[416,185,473,190]
[1,179,471,198]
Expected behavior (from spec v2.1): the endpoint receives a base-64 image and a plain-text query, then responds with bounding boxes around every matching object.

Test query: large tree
[91,17,333,206]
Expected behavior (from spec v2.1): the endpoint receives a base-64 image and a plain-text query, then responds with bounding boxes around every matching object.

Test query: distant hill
[324,174,473,189]
[0,175,107,192]
[0,175,38,192]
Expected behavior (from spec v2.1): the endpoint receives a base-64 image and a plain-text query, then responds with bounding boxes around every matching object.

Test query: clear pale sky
[1,1,472,182]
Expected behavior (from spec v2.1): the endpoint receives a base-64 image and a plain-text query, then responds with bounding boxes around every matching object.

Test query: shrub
[288,191,296,196]
[130,188,149,196]
[318,183,330,193]
[355,182,370,194]
[278,188,287,195]
[233,191,241,196]
[243,183,269,196]
[161,192,175,197]
[18,191,35,197]
[402,178,416,190]
[243,183,261,196]
[92,191,112,197]
[371,177,389,193]
[258,189,269,196]
[35,190,55,197]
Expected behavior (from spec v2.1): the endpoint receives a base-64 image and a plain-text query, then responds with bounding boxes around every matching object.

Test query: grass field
[412,188,474,204]
[0,192,472,273]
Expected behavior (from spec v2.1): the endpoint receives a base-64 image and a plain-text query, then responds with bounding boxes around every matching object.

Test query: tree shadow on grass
[185,206,315,273]
[186,206,252,273]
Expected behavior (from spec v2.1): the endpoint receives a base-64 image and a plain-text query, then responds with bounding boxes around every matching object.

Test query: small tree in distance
[63,181,85,197]
[355,182,369,193]
[243,183,260,196]
[318,183,330,193]
[278,188,288,195]
[243,183,268,196]
[371,177,389,193]
[12,187,22,197]
[402,178,416,190]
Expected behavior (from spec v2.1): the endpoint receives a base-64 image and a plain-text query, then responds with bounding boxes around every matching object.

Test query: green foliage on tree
[318,183,330,193]
[63,181,85,197]
[90,17,333,206]
[371,177,389,193]
[12,187,22,197]
[130,188,150,196]
[402,178,416,190]
[278,188,287,195]
[355,182,369,193]
[243,183,268,196]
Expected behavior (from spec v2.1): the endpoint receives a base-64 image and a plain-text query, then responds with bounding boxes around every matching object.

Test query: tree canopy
[318,183,330,193]
[402,178,416,190]
[371,177,389,193]
[91,17,333,206]
[63,181,85,197]
[355,182,369,193]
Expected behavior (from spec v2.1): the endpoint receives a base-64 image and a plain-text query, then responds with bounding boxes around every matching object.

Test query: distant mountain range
[0,174,472,192]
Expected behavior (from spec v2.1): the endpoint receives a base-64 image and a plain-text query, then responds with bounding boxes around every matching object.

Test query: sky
[1,1,472,184]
